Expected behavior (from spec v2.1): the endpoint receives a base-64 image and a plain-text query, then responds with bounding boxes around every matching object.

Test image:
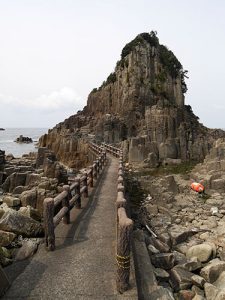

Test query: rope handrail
[43,142,106,251]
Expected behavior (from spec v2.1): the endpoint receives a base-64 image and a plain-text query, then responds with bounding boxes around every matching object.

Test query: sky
[0,0,225,129]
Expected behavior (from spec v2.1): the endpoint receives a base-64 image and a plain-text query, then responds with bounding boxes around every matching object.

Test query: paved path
[3,157,137,300]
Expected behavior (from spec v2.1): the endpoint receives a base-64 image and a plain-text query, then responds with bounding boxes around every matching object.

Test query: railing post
[116,208,133,293]
[43,197,55,251]
[83,173,88,198]
[89,166,94,187]
[93,162,97,179]
[62,185,70,224]
[96,159,100,174]
[75,178,81,209]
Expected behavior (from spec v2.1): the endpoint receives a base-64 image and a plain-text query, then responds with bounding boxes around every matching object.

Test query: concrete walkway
[3,157,137,300]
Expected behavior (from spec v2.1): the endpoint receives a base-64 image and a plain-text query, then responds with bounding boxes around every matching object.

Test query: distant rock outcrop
[39,31,225,167]
[15,135,33,143]
[0,150,5,172]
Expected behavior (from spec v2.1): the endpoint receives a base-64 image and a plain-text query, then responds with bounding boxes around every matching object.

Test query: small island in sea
[0,128,5,131]
[14,135,33,143]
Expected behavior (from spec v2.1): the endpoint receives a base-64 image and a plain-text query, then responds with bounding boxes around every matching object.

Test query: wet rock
[186,243,216,262]
[200,259,225,283]
[0,210,43,237]
[0,230,16,247]
[151,253,175,270]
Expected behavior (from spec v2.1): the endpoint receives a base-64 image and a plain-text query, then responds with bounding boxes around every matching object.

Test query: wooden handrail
[43,142,107,251]
[102,143,133,294]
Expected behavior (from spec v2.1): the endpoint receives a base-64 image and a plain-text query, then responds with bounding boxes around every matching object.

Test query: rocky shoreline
[0,147,68,267]
[127,138,225,299]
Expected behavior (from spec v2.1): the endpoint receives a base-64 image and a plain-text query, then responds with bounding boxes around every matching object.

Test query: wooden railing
[102,142,133,293]
[102,142,120,157]
[43,143,106,251]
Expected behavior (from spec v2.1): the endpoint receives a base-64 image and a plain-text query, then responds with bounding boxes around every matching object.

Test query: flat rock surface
[3,157,137,299]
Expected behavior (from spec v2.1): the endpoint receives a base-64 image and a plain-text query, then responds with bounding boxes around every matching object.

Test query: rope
[116,254,130,269]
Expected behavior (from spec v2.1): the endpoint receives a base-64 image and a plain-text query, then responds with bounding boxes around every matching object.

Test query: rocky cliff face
[39,32,225,168]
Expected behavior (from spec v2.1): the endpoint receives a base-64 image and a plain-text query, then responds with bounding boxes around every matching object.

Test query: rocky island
[15,135,33,143]
[0,128,5,131]
[1,31,225,299]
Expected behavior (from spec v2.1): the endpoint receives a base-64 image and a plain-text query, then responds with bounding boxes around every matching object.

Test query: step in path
[3,157,137,300]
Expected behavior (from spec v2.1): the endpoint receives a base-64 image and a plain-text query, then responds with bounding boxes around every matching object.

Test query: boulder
[153,268,170,282]
[211,179,225,191]
[200,259,225,283]
[169,265,194,292]
[2,172,27,193]
[191,275,206,288]
[214,271,225,290]
[144,152,159,168]
[204,282,225,300]
[20,189,37,208]
[36,188,47,214]
[151,253,175,270]
[2,195,20,207]
[19,206,41,222]
[0,230,16,247]
[181,257,202,272]
[0,247,12,267]
[13,185,26,195]
[169,226,198,246]
[186,243,215,262]
[0,210,43,237]
[15,239,40,261]
[25,173,41,187]
[177,290,195,300]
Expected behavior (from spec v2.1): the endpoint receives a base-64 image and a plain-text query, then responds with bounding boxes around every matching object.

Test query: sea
[0,128,48,157]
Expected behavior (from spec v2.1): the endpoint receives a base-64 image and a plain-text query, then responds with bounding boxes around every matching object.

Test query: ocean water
[0,128,48,157]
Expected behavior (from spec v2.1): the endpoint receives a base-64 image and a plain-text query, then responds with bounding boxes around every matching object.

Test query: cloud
[0,87,82,112]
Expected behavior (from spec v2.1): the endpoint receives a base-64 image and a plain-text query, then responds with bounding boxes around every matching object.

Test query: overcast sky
[0,0,225,129]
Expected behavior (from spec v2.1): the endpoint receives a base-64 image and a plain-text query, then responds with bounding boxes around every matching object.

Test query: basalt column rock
[39,31,225,166]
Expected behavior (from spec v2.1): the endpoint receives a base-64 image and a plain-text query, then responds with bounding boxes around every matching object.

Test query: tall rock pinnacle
[39,32,225,168]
